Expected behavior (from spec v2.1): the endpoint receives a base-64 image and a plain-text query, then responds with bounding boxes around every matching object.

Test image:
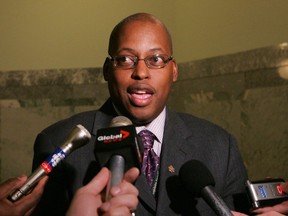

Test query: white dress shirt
[136,107,166,157]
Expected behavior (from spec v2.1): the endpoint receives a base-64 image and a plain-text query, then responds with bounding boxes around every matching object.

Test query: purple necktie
[139,129,159,187]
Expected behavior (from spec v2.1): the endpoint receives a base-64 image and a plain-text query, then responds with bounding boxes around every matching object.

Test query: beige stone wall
[170,43,288,180]
[1,44,288,182]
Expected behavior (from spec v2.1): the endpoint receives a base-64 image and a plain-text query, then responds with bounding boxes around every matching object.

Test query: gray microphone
[95,116,143,200]
[8,124,91,202]
[106,116,133,200]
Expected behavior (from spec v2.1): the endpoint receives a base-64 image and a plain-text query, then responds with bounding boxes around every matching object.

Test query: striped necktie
[139,129,159,187]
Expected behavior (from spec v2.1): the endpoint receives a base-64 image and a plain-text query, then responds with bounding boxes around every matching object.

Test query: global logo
[97,130,130,143]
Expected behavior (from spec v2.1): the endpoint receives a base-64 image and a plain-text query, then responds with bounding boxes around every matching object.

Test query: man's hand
[0,175,48,216]
[232,182,288,216]
[251,182,288,215]
[66,167,139,216]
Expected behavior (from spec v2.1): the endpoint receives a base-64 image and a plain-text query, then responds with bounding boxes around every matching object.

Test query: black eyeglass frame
[108,54,173,69]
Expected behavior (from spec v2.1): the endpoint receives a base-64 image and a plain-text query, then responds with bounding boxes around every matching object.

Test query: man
[32,13,248,215]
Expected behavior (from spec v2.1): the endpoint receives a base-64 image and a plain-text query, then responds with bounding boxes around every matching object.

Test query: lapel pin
[168,165,175,173]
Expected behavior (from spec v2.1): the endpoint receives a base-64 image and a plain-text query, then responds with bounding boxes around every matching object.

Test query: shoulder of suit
[40,110,98,135]
[171,111,230,136]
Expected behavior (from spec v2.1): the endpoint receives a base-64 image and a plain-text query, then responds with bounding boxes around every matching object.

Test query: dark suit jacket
[31,99,249,216]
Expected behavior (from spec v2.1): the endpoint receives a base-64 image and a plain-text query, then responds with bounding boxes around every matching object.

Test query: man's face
[104,21,178,125]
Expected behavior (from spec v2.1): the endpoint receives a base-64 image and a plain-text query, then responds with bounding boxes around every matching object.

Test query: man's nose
[131,59,150,80]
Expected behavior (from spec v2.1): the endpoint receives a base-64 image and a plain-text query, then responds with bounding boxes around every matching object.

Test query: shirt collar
[135,107,166,143]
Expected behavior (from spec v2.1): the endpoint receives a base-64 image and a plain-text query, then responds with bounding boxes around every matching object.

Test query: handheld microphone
[94,116,142,200]
[179,160,233,216]
[8,124,91,202]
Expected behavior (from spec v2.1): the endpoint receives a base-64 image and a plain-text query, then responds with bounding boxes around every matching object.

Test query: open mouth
[128,85,155,106]
[131,89,152,98]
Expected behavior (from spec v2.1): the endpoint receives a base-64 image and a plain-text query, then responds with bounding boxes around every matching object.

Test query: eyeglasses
[108,54,173,69]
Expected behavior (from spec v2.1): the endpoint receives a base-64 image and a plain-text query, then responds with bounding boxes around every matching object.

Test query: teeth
[135,90,146,94]
[132,93,150,99]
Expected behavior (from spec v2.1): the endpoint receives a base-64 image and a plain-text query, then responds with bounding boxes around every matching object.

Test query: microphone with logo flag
[94,116,143,200]
[8,124,91,202]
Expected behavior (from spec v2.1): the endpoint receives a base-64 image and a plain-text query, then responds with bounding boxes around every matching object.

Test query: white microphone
[8,124,91,202]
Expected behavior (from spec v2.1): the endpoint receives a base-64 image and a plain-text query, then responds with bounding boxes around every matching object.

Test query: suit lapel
[135,173,157,209]
[134,109,196,213]
[160,109,191,179]
[156,110,198,214]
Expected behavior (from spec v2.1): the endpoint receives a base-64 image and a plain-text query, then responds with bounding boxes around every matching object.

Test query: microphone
[179,160,233,216]
[94,116,142,200]
[8,124,91,202]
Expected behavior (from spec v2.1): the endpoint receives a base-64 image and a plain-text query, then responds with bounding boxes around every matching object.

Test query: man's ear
[103,57,110,81]
[172,60,178,82]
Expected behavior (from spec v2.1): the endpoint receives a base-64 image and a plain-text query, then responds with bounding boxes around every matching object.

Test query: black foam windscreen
[179,160,215,197]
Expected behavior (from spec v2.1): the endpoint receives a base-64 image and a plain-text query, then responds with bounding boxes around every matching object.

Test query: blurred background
[0,1,287,183]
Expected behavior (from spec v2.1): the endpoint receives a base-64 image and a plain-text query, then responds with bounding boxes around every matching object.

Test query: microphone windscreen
[110,116,132,127]
[179,160,215,197]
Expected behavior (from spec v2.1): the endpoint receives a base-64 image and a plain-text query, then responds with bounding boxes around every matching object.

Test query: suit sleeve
[222,134,250,213]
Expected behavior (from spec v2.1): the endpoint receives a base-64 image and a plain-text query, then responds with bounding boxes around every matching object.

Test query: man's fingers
[252,201,288,215]
[104,194,138,212]
[27,176,48,200]
[231,211,247,216]
[123,167,139,183]
[108,167,139,199]
[15,176,48,214]
[101,206,131,216]
[76,167,110,196]
[0,176,28,198]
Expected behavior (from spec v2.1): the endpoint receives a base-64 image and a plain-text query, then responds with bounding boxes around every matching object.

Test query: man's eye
[151,56,164,63]
[116,56,135,64]
[117,56,129,62]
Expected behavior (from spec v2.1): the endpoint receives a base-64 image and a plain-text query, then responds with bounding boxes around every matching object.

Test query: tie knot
[139,129,155,149]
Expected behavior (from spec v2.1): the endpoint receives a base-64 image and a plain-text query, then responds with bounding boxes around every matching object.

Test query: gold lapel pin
[168,165,175,173]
